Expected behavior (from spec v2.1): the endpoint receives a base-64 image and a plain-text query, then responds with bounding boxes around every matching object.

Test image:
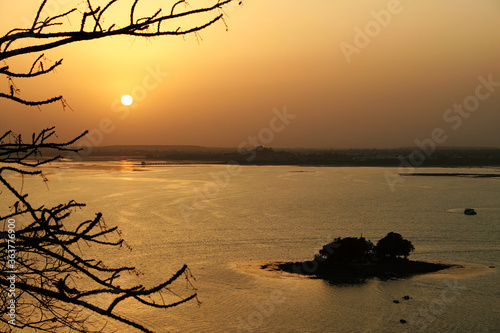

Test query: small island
[262,232,455,284]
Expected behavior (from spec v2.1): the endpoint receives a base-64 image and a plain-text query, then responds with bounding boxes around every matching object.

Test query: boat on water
[464,208,477,215]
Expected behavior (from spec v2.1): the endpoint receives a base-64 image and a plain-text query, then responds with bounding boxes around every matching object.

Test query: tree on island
[0,1,241,332]
[273,232,449,283]
[315,233,414,265]
[375,232,414,260]
[317,237,373,263]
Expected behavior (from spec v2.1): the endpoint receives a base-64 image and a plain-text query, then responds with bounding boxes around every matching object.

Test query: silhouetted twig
[0,128,198,332]
[0,0,241,106]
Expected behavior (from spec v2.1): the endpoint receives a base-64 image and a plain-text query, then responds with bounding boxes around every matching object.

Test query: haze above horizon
[1,0,499,149]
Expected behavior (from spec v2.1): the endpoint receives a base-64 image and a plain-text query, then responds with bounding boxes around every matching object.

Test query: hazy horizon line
[79,144,500,150]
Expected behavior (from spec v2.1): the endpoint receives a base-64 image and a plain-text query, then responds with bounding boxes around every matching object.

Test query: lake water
[5,162,499,332]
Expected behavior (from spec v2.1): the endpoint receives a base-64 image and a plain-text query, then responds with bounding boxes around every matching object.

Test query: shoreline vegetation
[38,145,500,168]
[262,233,456,285]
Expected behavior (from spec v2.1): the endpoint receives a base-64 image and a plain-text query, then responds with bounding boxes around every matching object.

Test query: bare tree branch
[0,1,244,330]
[0,0,240,107]
[31,1,49,33]
[1,128,199,332]
[0,59,63,78]
[0,93,62,106]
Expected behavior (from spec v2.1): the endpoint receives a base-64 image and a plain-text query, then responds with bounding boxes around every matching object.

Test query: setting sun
[121,94,133,106]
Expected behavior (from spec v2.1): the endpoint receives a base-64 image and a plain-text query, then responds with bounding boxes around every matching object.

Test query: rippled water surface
[8,163,500,332]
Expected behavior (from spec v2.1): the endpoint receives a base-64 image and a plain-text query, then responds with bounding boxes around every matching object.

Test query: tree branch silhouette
[0,0,239,106]
[0,0,242,331]
[0,128,199,332]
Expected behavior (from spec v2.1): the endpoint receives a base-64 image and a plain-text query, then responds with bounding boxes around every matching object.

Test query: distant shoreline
[50,158,500,169]
[400,173,500,178]
[36,146,500,168]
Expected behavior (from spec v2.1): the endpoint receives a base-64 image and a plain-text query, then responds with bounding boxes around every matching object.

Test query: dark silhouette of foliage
[375,232,414,260]
[318,237,373,263]
[276,233,449,284]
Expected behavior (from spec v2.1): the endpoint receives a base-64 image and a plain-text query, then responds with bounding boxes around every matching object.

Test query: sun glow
[121,94,133,106]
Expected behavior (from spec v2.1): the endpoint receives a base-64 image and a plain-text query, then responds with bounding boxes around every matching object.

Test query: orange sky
[1,0,499,148]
